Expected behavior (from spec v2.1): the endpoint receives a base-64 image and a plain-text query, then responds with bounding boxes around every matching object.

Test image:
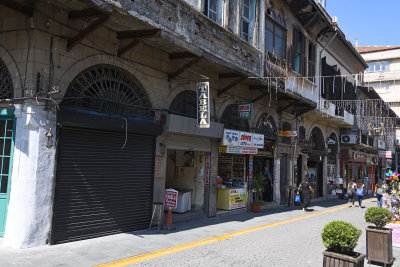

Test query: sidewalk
[0,198,385,266]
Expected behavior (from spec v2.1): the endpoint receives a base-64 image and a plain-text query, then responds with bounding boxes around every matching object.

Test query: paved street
[0,197,399,267]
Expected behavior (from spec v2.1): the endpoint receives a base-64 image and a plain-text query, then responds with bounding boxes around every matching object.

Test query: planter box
[366,226,393,265]
[323,251,365,267]
[251,203,261,213]
[386,223,400,247]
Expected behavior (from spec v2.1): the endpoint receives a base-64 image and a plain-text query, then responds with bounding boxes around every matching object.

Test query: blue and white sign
[223,129,240,146]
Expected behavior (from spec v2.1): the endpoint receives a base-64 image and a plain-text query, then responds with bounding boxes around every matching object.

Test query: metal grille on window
[310,127,325,151]
[0,60,13,99]
[169,90,196,118]
[220,104,249,131]
[62,65,153,119]
[255,113,278,140]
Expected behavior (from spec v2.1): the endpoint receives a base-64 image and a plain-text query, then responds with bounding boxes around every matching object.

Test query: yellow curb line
[96,198,375,267]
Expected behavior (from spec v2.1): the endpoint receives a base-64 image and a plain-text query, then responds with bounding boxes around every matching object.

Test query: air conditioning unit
[341,134,357,144]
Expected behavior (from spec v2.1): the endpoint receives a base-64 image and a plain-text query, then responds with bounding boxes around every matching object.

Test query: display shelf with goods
[232,156,246,187]
[218,155,233,177]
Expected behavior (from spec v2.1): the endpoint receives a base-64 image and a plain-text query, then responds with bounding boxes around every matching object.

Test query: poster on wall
[196,82,210,128]
[154,155,164,179]
[229,188,246,209]
[205,153,210,186]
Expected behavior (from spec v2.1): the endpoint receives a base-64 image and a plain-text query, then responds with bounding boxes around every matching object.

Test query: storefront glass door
[0,113,15,237]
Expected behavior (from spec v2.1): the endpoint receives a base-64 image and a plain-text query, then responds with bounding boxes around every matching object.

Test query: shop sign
[222,129,264,148]
[196,82,210,128]
[249,155,253,189]
[327,137,336,145]
[229,188,246,209]
[219,146,258,154]
[205,153,210,186]
[378,139,386,149]
[238,103,253,120]
[279,131,297,137]
[299,140,315,149]
[379,151,392,158]
[164,189,178,209]
[252,133,264,148]
[257,140,274,156]
[239,132,253,147]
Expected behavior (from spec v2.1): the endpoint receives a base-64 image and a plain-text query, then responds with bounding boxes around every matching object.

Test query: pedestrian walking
[374,180,384,207]
[347,179,356,207]
[297,176,314,212]
[356,181,364,208]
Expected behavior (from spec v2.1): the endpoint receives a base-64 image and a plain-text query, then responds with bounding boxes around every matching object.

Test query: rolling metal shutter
[52,126,155,244]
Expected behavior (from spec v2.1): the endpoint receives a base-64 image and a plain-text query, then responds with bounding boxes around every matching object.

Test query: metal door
[0,113,15,236]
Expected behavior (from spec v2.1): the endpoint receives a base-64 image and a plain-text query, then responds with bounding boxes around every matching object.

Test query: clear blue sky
[326,0,399,46]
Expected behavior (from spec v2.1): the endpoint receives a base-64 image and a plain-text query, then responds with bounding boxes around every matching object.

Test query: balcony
[302,98,354,127]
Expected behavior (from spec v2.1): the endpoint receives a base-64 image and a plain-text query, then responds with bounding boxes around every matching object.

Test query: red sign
[164,189,178,208]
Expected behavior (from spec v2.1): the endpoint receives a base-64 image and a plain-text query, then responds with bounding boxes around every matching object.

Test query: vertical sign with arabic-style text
[197,82,210,128]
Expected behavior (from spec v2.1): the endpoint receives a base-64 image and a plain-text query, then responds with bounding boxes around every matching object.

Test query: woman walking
[347,179,356,207]
[374,180,384,207]
[356,181,365,208]
[297,176,314,212]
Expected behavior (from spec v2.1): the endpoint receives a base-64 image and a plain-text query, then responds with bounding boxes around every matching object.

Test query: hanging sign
[379,151,392,158]
[252,133,264,148]
[238,103,253,119]
[197,82,210,128]
[378,140,385,149]
[327,137,336,145]
[299,140,315,149]
[239,132,253,147]
[279,131,297,137]
[164,189,178,209]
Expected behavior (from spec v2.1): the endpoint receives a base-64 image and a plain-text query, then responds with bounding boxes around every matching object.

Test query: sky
[325,0,399,46]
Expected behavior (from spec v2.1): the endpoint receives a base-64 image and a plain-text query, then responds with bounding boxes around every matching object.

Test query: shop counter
[217,187,247,210]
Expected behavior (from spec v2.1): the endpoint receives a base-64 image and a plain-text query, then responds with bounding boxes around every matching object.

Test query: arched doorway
[219,104,249,131]
[52,65,160,244]
[0,59,15,237]
[308,127,325,198]
[169,90,196,118]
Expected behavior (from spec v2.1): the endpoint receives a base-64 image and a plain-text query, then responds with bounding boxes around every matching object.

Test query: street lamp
[45,128,53,149]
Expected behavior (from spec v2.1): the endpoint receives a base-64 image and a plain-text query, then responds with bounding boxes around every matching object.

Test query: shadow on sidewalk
[129,196,377,237]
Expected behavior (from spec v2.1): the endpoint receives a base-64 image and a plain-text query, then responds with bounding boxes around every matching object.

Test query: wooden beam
[219,73,242,79]
[169,52,197,59]
[69,8,105,20]
[249,85,267,90]
[118,39,140,57]
[217,77,246,97]
[252,92,268,103]
[117,29,160,39]
[0,0,33,17]
[277,100,299,114]
[67,14,109,50]
[168,57,201,80]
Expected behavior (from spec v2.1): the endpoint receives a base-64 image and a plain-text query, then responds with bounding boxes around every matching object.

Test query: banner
[379,151,392,158]
[279,131,297,137]
[197,82,210,128]
[222,129,264,148]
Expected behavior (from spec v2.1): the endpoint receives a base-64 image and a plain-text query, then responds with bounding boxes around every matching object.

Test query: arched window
[62,65,152,119]
[255,113,278,140]
[220,104,249,131]
[310,127,325,151]
[299,126,306,141]
[0,59,13,99]
[169,90,196,118]
[282,122,291,144]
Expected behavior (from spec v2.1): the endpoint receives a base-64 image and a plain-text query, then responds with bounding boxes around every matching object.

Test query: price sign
[164,189,178,209]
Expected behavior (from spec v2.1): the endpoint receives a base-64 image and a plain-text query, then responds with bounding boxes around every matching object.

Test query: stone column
[3,102,56,248]
[323,155,328,197]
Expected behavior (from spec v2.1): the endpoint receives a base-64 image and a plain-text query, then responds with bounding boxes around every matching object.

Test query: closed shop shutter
[52,126,155,244]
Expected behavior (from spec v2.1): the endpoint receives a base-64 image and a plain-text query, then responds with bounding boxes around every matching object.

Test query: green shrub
[321,221,361,255]
[365,207,393,228]
[253,199,264,206]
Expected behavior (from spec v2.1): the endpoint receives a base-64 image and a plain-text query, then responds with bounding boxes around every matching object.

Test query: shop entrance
[253,157,273,202]
[165,150,206,216]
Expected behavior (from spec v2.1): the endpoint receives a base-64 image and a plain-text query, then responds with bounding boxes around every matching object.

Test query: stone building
[0,0,380,248]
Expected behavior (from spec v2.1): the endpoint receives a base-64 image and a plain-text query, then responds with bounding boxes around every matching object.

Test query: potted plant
[321,220,365,267]
[364,207,394,265]
[251,173,264,213]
